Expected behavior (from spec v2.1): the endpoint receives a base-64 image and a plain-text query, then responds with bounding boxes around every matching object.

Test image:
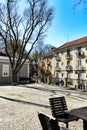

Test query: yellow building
[38,48,57,84]
[38,36,87,89]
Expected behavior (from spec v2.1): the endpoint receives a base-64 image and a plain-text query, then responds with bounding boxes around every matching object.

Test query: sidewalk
[0,83,87,130]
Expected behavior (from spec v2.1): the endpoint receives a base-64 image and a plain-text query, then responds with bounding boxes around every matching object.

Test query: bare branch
[74,0,87,9]
[0,0,54,84]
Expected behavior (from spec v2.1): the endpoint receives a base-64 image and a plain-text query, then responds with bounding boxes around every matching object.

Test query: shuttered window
[2,65,9,77]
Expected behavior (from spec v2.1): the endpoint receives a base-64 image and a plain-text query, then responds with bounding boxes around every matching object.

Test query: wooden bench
[49,96,79,128]
[38,112,70,130]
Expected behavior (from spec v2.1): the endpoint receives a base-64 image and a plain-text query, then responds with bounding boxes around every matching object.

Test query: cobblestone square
[0,83,87,130]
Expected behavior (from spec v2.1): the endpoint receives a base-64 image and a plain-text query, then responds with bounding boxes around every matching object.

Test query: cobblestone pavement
[0,83,87,130]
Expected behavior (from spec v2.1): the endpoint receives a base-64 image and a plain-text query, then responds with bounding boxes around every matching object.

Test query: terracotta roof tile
[41,48,57,58]
[43,51,53,58]
[59,36,87,49]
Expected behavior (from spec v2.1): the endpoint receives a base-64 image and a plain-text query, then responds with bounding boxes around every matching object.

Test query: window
[67,73,70,78]
[61,62,64,65]
[54,53,58,57]
[61,51,63,55]
[2,65,9,77]
[49,66,52,70]
[78,73,82,80]
[56,62,59,67]
[56,72,59,78]
[67,50,70,56]
[77,59,81,66]
[62,73,64,77]
[67,61,70,65]
[86,73,87,78]
[78,47,81,51]
[86,59,87,63]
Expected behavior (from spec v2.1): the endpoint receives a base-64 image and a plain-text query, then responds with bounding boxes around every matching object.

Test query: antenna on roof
[65,34,72,43]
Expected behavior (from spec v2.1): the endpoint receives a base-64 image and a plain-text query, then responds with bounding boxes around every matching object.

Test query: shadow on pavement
[0,96,50,108]
[18,85,57,94]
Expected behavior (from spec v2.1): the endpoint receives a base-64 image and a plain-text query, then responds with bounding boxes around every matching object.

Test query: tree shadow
[0,96,50,108]
[18,84,57,95]
[19,85,58,97]
[18,84,52,92]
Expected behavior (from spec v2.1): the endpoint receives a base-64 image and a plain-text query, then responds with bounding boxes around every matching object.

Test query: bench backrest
[49,96,68,118]
[38,112,60,130]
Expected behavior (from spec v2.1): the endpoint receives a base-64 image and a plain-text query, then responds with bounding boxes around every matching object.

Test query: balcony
[66,54,72,60]
[47,60,51,65]
[66,65,73,71]
[55,66,61,71]
[77,66,85,71]
[78,79,84,84]
[77,51,85,58]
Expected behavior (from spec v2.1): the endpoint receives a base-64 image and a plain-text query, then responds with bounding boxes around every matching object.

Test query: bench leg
[66,122,68,128]
[83,120,87,130]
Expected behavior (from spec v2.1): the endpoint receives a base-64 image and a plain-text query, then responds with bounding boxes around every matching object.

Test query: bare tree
[34,40,54,55]
[43,44,54,54]
[34,39,45,55]
[74,0,87,8]
[0,0,53,85]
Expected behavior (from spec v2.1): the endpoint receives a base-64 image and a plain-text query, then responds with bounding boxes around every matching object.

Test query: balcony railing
[78,79,84,84]
[55,66,61,71]
[77,51,85,58]
[77,66,85,71]
[47,60,51,65]
[66,65,73,71]
[66,54,72,60]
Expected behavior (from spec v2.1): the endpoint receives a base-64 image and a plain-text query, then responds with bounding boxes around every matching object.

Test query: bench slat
[49,96,79,128]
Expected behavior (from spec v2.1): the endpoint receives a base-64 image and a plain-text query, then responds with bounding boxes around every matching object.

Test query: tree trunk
[12,71,17,86]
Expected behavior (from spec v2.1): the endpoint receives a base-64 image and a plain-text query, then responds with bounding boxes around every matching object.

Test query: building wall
[38,38,87,89]
[0,56,29,84]
[18,64,29,77]
[54,42,87,88]
[38,53,56,84]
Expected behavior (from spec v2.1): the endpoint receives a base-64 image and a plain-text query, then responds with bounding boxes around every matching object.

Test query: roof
[59,36,87,50]
[39,36,87,58]
[39,48,57,59]
[42,51,53,58]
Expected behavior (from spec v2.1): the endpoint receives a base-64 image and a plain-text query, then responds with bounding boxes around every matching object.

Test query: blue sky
[2,0,87,48]
[45,0,87,47]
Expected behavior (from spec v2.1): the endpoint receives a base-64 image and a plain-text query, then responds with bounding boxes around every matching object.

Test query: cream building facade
[38,36,87,89]
[38,48,56,84]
